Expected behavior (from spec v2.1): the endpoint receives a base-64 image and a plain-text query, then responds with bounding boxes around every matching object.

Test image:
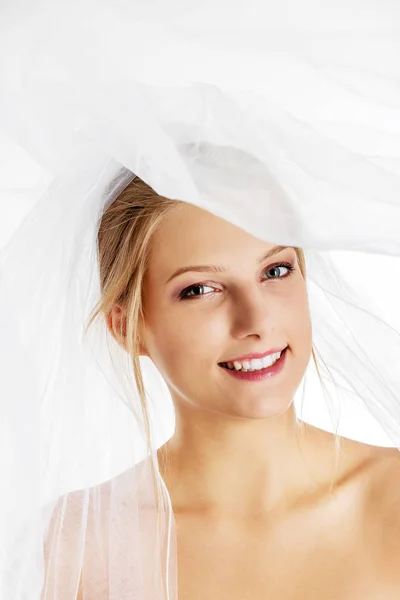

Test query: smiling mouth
[218,347,288,373]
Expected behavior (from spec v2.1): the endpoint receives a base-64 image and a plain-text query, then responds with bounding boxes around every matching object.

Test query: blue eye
[178,262,295,301]
[263,262,295,280]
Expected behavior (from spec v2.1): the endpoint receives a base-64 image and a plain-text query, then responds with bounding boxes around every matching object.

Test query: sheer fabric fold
[0,1,400,598]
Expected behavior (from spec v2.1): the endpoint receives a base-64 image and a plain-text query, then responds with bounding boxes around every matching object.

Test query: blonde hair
[86,173,341,540]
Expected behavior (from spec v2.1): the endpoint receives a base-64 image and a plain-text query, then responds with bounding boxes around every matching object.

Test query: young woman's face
[141,202,312,419]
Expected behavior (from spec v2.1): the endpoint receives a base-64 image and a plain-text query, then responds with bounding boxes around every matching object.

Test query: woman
[2,2,400,599]
[42,175,400,599]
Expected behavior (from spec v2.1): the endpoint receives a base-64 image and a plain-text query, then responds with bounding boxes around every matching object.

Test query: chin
[229,396,295,420]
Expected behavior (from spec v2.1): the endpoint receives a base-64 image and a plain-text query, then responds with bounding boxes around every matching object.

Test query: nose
[229,288,276,341]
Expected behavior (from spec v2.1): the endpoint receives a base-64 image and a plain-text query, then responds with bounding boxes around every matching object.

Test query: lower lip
[219,348,288,381]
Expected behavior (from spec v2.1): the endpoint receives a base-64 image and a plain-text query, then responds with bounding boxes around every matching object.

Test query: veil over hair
[1,0,400,598]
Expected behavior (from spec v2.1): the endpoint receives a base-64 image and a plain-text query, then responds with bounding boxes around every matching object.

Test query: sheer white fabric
[0,1,400,598]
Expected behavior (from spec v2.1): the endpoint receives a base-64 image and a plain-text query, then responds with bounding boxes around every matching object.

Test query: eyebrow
[165,245,290,284]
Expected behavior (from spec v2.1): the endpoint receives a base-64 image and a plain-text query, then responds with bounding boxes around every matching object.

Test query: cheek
[145,302,225,374]
[286,292,313,350]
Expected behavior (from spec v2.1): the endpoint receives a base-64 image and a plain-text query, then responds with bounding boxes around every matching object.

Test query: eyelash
[178,262,295,301]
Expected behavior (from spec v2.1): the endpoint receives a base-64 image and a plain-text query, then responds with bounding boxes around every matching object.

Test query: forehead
[150,202,271,264]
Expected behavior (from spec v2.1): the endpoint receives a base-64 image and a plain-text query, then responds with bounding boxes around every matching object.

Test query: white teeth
[252,358,263,370]
[262,356,270,368]
[225,351,283,372]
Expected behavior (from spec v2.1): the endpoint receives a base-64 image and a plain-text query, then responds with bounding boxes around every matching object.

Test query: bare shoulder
[363,444,400,515]
[43,462,152,599]
[42,488,87,599]
[312,426,400,530]
[356,443,400,581]
[339,436,400,508]
[42,468,129,599]
[43,479,114,599]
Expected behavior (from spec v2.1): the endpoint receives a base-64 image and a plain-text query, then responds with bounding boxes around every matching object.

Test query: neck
[158,403,341,518]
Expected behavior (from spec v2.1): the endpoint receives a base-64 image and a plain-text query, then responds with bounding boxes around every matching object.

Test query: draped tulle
[0,1,400,598]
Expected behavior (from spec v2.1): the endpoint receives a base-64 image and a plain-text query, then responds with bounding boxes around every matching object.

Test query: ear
[106,304,128,351]
[106,304,149,357]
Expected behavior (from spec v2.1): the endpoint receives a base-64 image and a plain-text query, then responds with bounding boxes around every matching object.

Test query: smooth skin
[108,202,400,599]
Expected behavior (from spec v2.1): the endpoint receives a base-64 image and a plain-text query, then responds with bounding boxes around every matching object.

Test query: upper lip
[219,346,287,364]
